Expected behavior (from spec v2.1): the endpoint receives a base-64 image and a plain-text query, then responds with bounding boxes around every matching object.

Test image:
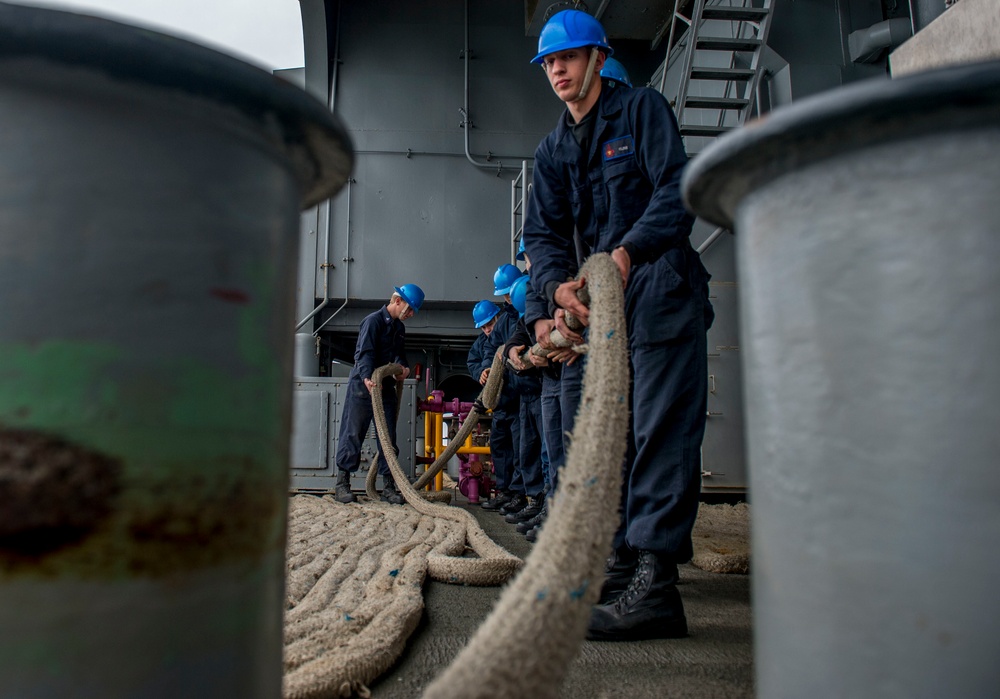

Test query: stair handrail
[739,0,774,125]
[674,0,709,125]
[716,6,755,132]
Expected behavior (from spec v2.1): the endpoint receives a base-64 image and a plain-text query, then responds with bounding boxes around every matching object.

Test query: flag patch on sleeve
[602,136,635,161]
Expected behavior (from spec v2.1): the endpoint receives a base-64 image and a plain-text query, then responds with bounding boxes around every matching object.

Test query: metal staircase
[654,0,774,154]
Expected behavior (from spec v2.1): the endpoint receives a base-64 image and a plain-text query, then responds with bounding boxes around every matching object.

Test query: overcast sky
[16,0,305,71]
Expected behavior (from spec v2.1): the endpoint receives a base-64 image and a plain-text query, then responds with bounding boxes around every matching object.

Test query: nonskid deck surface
[369,499,754,698]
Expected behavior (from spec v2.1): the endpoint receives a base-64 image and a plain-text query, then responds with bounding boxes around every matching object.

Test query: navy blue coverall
[523,80,714,563]
[467,322,520,493]
[466,332,493,384]
[504,305,561,497]
[500,317,546,500]
[522,276,574,493]
[335,306,408,478]
[487,302,524,495]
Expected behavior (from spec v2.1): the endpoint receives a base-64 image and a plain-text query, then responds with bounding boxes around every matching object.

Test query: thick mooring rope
[283,350,520,699]
[284,495,441,699]
[364,349,505,500]
[410,349,505,492]
[284,253,628,699]
[422,252,628,699]
[368,355,522,586]
[517,285,590,364]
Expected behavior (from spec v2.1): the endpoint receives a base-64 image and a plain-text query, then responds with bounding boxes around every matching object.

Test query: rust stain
[121,466,286,577]
[1,430,285,578]
[209,287,251,304]
[0,427,122,555]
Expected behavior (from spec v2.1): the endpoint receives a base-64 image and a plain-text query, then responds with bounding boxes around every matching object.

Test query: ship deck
[368,499,754,698]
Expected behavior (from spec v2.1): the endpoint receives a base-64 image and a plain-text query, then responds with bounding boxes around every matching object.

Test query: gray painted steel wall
[693,221,747,494]
[290,377,419,492]
[291,0,911,495]
[309,0,560,322]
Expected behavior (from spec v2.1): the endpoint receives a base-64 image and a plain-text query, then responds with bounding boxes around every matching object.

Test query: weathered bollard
[0,4,352,696]
[683,60,1000,698]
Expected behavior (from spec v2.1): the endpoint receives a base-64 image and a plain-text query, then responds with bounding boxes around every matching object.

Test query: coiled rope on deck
[284,496,441,699]
[284,253,628,699]
[283,349,523,699]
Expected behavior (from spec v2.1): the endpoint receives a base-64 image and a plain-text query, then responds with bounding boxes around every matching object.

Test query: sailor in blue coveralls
[523,10,714,641]
[506,245,578,542]
[334,284,424,506]
[466,298,504,499]
[498,275,547,528]
[467,299,502,389]
[479,264,529,514]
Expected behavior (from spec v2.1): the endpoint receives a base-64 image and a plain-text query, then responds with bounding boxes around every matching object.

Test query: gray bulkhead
[289,0,917,494]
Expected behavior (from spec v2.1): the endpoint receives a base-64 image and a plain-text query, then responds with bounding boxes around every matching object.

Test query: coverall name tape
[602,136,634,161]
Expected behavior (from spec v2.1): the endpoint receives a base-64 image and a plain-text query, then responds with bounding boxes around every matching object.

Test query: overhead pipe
[312,177,354,335]
[294,195,333,331]
[462,0,534,175]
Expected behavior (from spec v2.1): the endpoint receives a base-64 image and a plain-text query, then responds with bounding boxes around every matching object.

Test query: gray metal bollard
[683,60,1000,698]
[0,4,352,697]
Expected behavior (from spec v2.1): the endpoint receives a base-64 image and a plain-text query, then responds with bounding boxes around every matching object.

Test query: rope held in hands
[286,253,627,699]
[422,253,629,699]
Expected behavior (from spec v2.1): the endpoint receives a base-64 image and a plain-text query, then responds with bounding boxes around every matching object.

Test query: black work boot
[597,545,639,604]
[498,493,528,516]
[380,475,405,505]
[481,491,513,511]
[516,500,548,534]
[506,494,545,524]
[335,470,357,504]
[587,551,688,642]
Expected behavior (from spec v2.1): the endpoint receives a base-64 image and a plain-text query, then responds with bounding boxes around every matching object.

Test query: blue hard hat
[509,276,530,318]
[472,300,501,328]
[531,10,613,65]
[394,283,425,313]
[516,238,526,261]
[493,263,523,295]
[601,57,632,87]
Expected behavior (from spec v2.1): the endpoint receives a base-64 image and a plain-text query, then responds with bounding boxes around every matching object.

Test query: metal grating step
[701,6,769,22]
[685,96,749,110]
[689,66,755,81]
[680,124,733,137]
[695,36,762,52]
[666,0,772,150]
